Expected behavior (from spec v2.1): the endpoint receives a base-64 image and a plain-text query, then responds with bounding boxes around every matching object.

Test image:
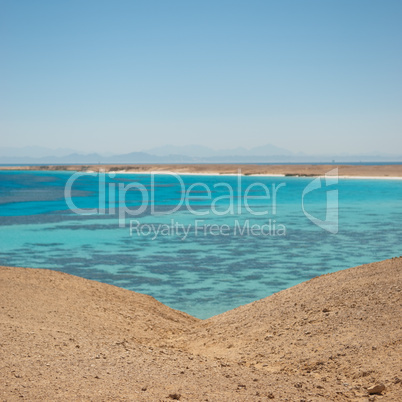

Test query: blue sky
[1,0,401,155]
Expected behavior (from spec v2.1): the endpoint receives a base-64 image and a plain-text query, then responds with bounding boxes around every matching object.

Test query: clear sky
[1,0,401,155]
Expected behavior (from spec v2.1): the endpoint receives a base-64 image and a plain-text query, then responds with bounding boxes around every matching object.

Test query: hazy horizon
[1,1,401,155]
[1,144,402,163]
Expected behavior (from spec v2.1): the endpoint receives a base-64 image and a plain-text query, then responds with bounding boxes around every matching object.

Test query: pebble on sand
[367,383,385,395]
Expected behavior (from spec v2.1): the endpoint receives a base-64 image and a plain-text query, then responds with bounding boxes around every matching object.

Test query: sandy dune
[1,258,401,400]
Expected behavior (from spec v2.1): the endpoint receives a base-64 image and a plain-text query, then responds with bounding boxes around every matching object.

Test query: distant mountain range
[0,145,401,164]
[144,144,293,157]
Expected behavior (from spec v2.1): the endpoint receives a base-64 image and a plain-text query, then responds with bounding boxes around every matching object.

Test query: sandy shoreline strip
[1,258,401,400]
[1,163,402,178]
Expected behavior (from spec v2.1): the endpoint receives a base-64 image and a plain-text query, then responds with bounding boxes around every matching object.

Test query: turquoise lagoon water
[0,170,401,318]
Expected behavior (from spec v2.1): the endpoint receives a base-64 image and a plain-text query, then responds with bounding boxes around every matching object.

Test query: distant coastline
[1,163,402,178]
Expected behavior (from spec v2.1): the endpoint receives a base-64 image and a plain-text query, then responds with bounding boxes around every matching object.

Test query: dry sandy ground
[0,258,401,401]
[1,164,402,177]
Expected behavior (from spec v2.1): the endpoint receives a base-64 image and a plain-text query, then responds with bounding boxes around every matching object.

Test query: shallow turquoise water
[0,170,401,318]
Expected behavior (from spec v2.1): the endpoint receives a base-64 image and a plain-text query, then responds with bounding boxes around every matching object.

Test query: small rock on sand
[367,383,385,394]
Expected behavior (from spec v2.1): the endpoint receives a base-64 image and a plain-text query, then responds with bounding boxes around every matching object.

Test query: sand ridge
[1,259,401,400]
